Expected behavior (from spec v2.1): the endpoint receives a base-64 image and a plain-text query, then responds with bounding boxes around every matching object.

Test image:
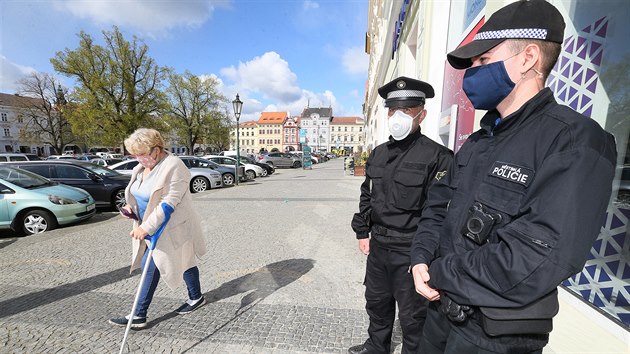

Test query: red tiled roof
[331,116,364,125]
[257,111,288,124]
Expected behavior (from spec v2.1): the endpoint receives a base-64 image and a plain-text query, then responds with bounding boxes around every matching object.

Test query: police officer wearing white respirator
[350,77,453,354]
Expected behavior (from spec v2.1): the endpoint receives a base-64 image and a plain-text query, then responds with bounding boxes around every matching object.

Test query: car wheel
[190,176,209,193]
[261,168,268,177]
[223,173,235,186]
[21,210,56,235]
[245,170,256,180]
[292,161,301,168]
[113,189,126,210]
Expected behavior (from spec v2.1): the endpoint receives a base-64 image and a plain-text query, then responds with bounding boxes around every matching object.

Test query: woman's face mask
[387,110,421,141]
[136,147,158,169]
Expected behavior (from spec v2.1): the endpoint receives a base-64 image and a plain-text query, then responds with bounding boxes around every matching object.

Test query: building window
[345,126,348,132]
[1,113,7,122]
[3,128,10,137]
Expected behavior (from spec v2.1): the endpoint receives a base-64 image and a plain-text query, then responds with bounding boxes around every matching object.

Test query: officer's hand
[358,238,370,255]
[129,226,148,240]
[411,264,440,301]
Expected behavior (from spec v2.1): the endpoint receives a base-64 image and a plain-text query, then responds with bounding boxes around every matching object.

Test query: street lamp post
[232,94,243,186]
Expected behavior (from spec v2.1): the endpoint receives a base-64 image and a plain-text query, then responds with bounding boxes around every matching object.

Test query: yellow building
[257,112,287,153]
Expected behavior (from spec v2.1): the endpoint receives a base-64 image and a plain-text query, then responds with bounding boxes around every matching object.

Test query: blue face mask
[462,60,515,110]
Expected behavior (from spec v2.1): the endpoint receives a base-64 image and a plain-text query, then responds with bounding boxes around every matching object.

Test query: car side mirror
[88,173,102,181]
[0,188,14,194]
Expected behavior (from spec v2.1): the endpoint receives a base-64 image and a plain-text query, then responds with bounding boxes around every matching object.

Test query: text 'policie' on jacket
[409,88,616,351]
[352,128,453,246]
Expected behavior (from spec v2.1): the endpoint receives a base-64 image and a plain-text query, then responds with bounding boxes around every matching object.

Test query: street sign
[302,146,312,169]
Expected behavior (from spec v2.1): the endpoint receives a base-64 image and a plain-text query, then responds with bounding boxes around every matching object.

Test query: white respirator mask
[387,110,419,140]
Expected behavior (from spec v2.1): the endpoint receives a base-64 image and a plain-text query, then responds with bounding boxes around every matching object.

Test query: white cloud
[0,55,37,93]
[303,1,320,10]
[53,0,226,34]
[342,46,368,76]
[219,51,357,121]
[220,51,302,103]
[350,89,359,98]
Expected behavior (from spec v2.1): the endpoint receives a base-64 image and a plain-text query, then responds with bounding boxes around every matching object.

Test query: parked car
[179,156,240,186]
[109,158,223,193]
[0,153,42,162]
[75,154,101,161]
[0,166,96,235]
[232,155,275,177]
[613,164,630,206]
[1,160,130,209]
[205,155,262,180]
[90,158,123,167]
[258,152,302,168]
[46,155,76,160]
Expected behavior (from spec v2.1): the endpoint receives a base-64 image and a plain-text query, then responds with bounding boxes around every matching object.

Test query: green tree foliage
[50,26,168,148]
[165,71,228,153]
[15,72,76,154]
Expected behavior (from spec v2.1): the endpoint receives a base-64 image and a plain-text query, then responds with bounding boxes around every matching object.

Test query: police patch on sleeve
[489,162,534,187]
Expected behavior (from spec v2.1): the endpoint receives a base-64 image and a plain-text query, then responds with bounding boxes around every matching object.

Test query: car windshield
[0,166,51,189]
[80,162,122,177]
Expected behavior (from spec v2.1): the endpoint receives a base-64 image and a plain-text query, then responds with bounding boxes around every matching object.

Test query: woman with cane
[109,128,207,329]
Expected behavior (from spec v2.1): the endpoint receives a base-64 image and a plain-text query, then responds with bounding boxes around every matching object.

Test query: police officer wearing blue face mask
[349,77,453,354]
[410,1,617,353]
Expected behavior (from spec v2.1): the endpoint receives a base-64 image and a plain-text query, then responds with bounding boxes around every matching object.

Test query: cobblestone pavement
[0,158,403,353]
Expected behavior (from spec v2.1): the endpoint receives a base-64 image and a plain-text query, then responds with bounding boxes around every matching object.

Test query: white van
[0,153,41,162]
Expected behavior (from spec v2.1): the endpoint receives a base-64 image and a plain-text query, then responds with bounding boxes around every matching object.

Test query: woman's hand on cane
[129,226,149,240]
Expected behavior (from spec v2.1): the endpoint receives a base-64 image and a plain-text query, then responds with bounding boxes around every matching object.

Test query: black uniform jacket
[352,128,453,246]
[410,88,617,309]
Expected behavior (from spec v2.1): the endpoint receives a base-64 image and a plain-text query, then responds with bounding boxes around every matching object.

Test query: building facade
[299,107,332,152]
[329,116,365,154]
[282,117,299,152]
[0,93,56,156]
[365,0,630,338]
[257,112,287,153]
[239,120,258,154]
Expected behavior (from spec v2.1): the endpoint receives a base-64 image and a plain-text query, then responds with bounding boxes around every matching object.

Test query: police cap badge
[378,76,435,108]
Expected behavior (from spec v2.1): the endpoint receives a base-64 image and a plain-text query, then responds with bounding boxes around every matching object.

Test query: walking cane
[119,202,174,354]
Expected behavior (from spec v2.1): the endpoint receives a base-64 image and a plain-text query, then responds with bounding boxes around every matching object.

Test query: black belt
[372,224,416,238]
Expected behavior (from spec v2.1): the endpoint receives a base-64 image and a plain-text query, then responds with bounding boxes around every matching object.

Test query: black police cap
[447,0,566,69]
[378,76,435,108]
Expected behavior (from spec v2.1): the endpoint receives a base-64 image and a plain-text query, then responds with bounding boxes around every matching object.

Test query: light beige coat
[126,154,207,290]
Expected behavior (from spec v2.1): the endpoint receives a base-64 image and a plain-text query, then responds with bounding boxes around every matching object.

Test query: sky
[0,0,369,122]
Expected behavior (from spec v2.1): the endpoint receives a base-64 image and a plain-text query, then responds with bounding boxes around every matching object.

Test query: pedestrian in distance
[410,1,617,353]
[109,128,208,329]
[349,77,453,354]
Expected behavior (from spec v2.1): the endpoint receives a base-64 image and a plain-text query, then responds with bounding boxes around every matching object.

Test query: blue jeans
[134,249,202,318]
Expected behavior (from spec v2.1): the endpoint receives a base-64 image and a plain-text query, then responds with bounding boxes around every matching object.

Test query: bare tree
[16,72,75,154]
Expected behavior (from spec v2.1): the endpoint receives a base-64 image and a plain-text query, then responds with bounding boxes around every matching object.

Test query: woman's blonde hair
[124,128,166,155]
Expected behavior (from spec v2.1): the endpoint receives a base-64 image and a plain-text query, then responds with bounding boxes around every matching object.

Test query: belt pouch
[478,289,559,336]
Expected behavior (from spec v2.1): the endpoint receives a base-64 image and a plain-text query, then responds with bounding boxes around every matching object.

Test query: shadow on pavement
[0,266,130,319]
[156,258,315,353]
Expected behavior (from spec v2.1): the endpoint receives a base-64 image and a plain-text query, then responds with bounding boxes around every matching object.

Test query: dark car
[1,160,130,209]
[259,152,302,168]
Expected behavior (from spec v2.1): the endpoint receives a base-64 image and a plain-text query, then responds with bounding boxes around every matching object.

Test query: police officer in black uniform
[349,77,453,354]
[410,1,617,353]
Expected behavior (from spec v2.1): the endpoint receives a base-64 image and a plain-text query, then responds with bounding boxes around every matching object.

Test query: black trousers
[363,239,427,354]
[420,303,544,354]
